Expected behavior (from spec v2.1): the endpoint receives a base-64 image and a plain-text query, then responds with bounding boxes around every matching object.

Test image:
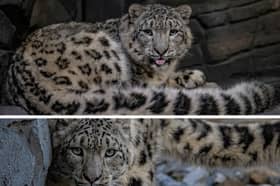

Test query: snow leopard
[6,4,279,114]
[47,119,280,186]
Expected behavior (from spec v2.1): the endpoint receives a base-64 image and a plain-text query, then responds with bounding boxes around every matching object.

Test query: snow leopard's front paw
[172,70,206,89]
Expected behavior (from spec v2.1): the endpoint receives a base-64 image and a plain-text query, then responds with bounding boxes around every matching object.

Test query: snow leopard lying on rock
[48,119,280,186]
[7,4,280,114]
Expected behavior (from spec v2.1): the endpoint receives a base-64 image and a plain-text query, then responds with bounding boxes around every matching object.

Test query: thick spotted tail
[76,81,277,115]
[8,71,280,114]
[160,119,280,167]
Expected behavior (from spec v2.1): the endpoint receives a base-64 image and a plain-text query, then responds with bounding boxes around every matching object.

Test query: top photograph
[0,0,280,115]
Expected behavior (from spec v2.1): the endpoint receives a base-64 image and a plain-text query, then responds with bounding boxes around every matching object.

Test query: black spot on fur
[139,150,147,165]
[55,57,70,69]
[221,94,241,115]
[31,40,43,49]
[184,143,192,151]
[71,51,82,60]
[198,144,213,155]
[149,170,154,181]
[235,126,254,152]
[128,177,142,186]
[55,42,66,54]
[99,36,110,47]
[78,64,92,76]
[53,76,72,85]
[114,63,121,72]
[253,91,264,113]
[113,92,147,110]
[101,64,113,74]
[219,126,232,149]
[240,94,252,114]
[262,124,275,149]
[160,120,169,129]
[40,70,56,78]
[198,94,219,115]
[111,50,121,60]
[148,92,169,114]
[196,120,212,140]
[147,143,153,158]
[72,36,92,45]
[78,81,89,91]
[249,152,258,161]
[173,127,184,142]
[85,100,109,114]
[103,50,111,59]
[85,49,102,60]
[51,101,80,114]
[34,58,47,67]
[173,92,190,115]
[189,119,198,131]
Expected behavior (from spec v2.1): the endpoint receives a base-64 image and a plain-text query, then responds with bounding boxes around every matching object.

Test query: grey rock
[30,0,73,27]
[198,11,227,28]
[0,50,11,104]
[228,1,272,22]
[0,106,27,115]
[156,173,184,186]
[229,0,259,7]
[183,167,209,186]
[255,11,280,47]
[213,172,227,184]
[0,10,16,47]
[0,120,51,186]
[0,0,23,6]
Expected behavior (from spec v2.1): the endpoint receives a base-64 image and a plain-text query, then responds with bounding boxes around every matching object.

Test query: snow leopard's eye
[170,29,179,36]
[70,147,83,156]
[105,149,117,158]
[141,29,153,36]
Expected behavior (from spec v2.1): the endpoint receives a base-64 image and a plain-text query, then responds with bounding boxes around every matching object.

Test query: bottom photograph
[1,119,280,186]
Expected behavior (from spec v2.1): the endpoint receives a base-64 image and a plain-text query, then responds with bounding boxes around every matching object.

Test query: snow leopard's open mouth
[149,58,172,66]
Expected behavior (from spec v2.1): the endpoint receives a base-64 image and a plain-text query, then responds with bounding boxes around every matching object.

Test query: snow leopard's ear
[49,119,80,148]
[128,4,145,20]
[175,4,192,24]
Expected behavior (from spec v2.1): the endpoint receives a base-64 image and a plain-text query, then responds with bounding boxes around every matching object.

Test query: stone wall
[0,119,51,186]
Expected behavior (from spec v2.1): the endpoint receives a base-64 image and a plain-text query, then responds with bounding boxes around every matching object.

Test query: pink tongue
[155,59,166,65]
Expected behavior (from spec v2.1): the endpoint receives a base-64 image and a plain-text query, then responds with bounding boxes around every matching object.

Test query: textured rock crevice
[0,120,52,186]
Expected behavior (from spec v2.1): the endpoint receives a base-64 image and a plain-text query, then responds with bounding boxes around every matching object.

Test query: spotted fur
[6,4,280,115]
[48,119,280,186]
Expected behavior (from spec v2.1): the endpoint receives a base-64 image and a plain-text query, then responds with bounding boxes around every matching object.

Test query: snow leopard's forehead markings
[138,5,182,29]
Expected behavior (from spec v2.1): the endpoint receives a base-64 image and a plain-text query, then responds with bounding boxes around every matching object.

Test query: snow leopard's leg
[160,119,280,167]
[166,69,207,89]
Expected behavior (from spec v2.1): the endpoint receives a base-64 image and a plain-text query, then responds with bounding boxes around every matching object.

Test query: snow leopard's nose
[84,155,102,184]
[153,33,169,56]
[83,172,102,184]
[154,47,168,56]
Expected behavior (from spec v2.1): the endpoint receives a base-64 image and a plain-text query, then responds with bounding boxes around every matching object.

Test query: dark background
[1,0,280,104]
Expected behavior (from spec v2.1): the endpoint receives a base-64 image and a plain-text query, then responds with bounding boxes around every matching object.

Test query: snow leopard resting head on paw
[120,4,193,71]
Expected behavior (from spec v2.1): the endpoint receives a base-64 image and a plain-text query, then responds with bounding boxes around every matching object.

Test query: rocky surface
[156,159,280,186]
[0,119,52,186]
